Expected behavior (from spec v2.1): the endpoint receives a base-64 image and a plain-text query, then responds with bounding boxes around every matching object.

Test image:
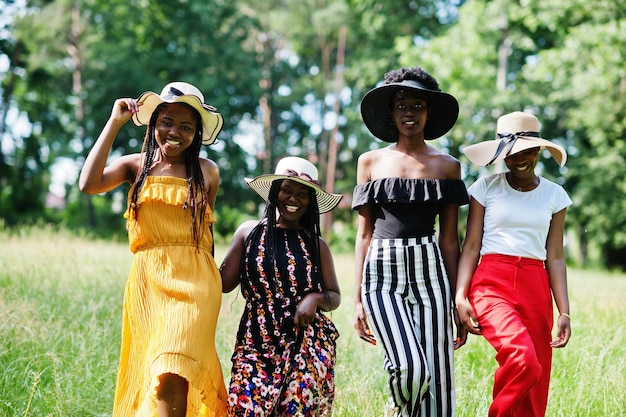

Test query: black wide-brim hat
[360,79,459,142]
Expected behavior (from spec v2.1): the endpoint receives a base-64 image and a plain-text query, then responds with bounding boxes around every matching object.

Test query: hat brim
[132,91,224,145]
[245,175,342,214]
[360,80,459,142]
[462,136,567,167]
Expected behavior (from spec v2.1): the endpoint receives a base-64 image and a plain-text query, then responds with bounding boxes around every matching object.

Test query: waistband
[480,253,545,267]
[371,234,436,247]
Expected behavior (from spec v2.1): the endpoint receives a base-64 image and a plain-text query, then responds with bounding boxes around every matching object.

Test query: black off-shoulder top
[352,178,469,239]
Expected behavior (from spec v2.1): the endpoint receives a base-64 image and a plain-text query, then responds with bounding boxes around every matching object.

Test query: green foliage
[1,228,626,416]
[2,0,626,268]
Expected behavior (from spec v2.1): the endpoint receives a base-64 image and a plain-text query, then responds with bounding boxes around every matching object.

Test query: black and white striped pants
[362,236,455,417]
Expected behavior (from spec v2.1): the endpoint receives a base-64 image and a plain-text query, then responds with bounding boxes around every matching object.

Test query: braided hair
[242,179,332,311]
[246,179,322,283]
[128,102,207,246]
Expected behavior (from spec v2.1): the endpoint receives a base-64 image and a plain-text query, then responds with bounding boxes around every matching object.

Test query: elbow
[325,290,341,311]
[78,182,91,194]
[220,275,239,293]
[78,175,96,194]
[222,283,237,294]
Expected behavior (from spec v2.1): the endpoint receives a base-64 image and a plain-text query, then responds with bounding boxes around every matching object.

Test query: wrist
[559,312,570,320]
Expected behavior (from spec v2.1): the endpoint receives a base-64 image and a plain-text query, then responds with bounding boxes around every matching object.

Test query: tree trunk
[322,26,347,237]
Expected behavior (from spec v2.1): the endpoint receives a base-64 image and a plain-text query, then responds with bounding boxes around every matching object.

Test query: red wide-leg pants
[469,254,553,417]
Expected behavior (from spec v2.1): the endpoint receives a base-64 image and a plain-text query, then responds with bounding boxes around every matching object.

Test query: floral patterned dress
[227,225,339,416]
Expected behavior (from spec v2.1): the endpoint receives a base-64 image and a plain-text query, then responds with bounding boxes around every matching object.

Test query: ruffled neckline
[352,177,468,209]
[124,176,215,221]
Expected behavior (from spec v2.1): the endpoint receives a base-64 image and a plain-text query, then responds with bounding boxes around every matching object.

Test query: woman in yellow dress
[79,82,228,417]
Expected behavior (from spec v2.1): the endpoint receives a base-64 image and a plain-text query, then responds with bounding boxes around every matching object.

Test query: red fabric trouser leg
[469,254,553,417]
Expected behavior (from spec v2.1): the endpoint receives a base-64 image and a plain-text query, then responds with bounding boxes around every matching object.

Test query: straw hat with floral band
[462,111,567,167]
[245,156,343,214]
[360,79,459,142]
[132,81,224,145]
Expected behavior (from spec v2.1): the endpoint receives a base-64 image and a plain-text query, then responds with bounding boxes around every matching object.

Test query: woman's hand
[354,301,376,345]
[110,98,140,123]
[294,293,319,327]
[456,298,481,336]
[453,307,469,349]
[550,314,571,348]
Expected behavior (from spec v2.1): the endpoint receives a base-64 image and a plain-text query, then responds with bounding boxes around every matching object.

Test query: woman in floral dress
[220,156,342,416]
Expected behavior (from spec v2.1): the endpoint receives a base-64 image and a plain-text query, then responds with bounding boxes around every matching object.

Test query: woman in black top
[352,66,468,417]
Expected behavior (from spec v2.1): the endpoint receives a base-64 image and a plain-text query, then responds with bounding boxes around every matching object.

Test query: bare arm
[318,238,341,311]
[201,158,220,256]
[353,153,376,345]
[438,203,461,297]
[545,208,571,348]
[219,220,258,293]
[438,154,464,292]
[79,98,142,194]
[455,197,485,344]
[201,158,220,212]
[439,202,465,350]
[294,238,341,327]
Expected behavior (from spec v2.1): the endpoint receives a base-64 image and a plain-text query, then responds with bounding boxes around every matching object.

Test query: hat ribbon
[163,86,185,100]
[283,169,322,187]
[486,131,540,165]
[161,86,218,112]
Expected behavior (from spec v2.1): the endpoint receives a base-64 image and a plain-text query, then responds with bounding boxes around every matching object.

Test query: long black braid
[128,102,207,246]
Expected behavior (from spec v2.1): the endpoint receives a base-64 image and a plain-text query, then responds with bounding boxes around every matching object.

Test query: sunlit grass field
[1,226,625,416]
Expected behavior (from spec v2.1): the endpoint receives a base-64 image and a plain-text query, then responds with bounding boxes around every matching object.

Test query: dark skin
[354,90,464,348]
[220,179,341,326]
[79,99,219,417]
[455,147,571,349]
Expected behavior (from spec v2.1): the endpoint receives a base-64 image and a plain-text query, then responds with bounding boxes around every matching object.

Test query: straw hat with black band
[462,111,567,167]
[132,81,224,145]
[245,156,342,214]
[360,79,459,142]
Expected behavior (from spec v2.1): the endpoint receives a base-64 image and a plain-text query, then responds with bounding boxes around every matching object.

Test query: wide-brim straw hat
[462,111,567,167]
[360,79,459,142]
[132,81,224,145]
[245,156,343,214]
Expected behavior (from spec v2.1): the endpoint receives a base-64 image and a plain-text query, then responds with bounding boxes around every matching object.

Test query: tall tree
[401,0,626,268]
[8,0,261,235]
[520,0,626,267]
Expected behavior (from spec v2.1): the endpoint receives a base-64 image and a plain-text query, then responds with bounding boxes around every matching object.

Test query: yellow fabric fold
[114,176,227,417]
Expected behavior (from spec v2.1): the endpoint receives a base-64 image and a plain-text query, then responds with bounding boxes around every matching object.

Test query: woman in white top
[455,111,572,417]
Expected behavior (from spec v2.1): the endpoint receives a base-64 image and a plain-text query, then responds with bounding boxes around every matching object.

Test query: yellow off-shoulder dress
[112,176,228,417]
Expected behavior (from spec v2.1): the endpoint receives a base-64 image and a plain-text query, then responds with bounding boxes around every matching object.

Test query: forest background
[1,0,626,269]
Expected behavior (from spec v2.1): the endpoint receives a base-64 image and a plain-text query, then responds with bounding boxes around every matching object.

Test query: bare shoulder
[357,149,379,166]
[359,146,395,159]
[232,219,260,243]
[432,150,461,179]
[116,153,143,182]
[199,157,219,186]
[237,219,259,235]
[200,157,219,174]
[318,235,331,251]
[357,147,391,181]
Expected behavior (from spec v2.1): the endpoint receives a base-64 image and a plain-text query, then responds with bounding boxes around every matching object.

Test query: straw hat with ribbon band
[462,112,567,167]
[245,157,343,214]
[360,79,459,142]
[132,82,224,145]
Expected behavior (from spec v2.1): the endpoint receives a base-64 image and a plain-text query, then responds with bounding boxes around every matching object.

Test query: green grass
[1,226,625,416]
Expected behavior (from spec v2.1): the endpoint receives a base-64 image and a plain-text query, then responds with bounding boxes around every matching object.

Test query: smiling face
[154,103,199,159]
[276,179,312,228]
[391,90,429,139]
[504,147,540,180]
